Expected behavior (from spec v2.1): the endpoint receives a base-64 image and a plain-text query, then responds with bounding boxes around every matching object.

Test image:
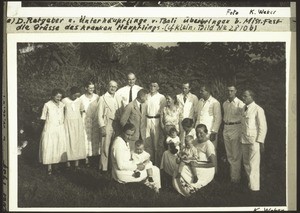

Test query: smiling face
[128,73,136,87]
[149,83,159,94]
[196,127,208,142]
[85,84,95,95]
[166,95,175,107]
[108,81,118,95]
[199,86,210,100]
[242,90,254,105]
[52,93,62,103]
[182,83,191,95]
[122,129,135,142]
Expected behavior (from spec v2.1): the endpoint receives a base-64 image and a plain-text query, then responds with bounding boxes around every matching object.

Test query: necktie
[245,105,248,112]
[129,86,133,103]
[183,95,187,103]
[140,103,142,113]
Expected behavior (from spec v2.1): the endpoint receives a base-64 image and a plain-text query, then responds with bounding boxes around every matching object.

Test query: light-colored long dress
[80,94,100,156]
[111,136,161,191]
[62,97,86,161]
[161,106,183,133]
[39,100,67,164]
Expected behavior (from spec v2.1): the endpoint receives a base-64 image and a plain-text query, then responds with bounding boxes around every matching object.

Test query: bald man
[116,73,143,107]
[98,80,124,172]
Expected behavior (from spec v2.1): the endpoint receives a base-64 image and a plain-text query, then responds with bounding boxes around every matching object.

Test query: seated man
[111,123,161,193]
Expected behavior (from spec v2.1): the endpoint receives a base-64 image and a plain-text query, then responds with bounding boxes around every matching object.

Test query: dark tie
[140,103,142,113]
[129,86,133,103]
[245,105,248,112]
[183,95,187,103]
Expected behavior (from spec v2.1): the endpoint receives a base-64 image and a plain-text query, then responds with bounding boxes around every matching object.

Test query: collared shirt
[195,95,222,133]
[223,97,245,123]
[241,102,267,144]
[177,92,198,119]
[147,92,166,116]
[116,85,143,107]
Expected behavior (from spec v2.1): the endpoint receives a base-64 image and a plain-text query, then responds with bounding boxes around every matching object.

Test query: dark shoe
[148,177,154,182]
[193,176,198,183]
[133,171,141,178]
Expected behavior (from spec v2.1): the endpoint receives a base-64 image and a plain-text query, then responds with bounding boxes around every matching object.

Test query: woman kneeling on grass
[111,123,161,193]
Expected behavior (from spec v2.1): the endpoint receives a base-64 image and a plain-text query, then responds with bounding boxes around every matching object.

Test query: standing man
[194,85,221,171]
[177,82,198,142]
[241,89,267,191]
[116,72,143,107]
[98,80,124,172]
[120,89,148,151]
[145,81,166,166]
[223,85,245,183]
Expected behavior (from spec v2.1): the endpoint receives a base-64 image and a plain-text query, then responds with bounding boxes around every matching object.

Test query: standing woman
[160,94,183,137]
[39,88,67,175]
[80,81,100,167]
[62,86,86,170]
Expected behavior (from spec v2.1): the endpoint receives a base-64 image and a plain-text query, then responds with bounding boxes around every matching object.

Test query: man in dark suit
[120,89,148,150]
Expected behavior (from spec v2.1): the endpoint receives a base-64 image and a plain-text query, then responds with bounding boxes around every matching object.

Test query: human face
[108,82,118,94]
[166,96,174,107]
[182,125,192,132]
[196,127,208,142]
[71,92,81,100]
[134,144,144,154]
[170,131,177,138]
[122,129,135,142]
[52,93,62,103]
[227,86,237,100]
[182,83,190,95]
[185,138,193,148]
[149,83,159,94]
[242,90,253,105]
[128,74,136,87]
[139,94,148,104]
[85,84,95,95]
[199,86,210,100]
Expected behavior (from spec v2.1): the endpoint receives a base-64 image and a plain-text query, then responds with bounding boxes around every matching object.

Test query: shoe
[192,176,198,183]
[148,177,154,182]
[133,171,141,178]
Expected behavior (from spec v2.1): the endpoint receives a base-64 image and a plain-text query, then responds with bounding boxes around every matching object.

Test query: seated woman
[111,123,161,193]
[173,124,216,196]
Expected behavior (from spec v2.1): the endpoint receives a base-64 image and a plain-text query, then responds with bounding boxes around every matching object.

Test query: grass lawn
[17,140,286,208]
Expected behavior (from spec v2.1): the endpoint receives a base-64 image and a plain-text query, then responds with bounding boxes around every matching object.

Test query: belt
[146,115,160,119]
[224,122,241,125]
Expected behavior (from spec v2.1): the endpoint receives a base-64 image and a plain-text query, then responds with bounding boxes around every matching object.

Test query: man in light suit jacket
[98,80,124,172]
[120,89,148,151]
[177,82,198,142]
[241,89,267,191]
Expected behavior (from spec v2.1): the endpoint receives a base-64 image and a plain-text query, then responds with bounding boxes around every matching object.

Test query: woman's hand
[136,163,145,171]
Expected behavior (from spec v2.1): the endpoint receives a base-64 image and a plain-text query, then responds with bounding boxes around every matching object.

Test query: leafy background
[17,42,286,207]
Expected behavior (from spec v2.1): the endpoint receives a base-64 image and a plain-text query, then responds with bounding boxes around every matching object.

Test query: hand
[210,132,217,141]
[137,163,145,171]
[100,126,106,137]
[260,143,265,153]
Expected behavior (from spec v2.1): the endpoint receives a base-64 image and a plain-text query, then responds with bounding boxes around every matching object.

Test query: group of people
[39,72,267,196]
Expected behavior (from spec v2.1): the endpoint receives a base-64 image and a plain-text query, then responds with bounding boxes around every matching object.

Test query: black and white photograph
[3,1,297,212]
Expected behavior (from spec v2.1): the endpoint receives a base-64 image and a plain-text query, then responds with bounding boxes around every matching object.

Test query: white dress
[111,136,161,191]
[80,94,100,156]
[39,100,67,164]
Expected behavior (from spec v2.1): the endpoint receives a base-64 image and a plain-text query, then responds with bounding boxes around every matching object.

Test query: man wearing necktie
[241,89,267,192]
[120,89,148,151]
[222,84,245,184]
[116,73,142,107]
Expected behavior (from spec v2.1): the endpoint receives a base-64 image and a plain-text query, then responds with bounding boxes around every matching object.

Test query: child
[62,86,86,170]
[176,135,199,183]
[131,140,154,183]
[165,127,181,154]
[39,88,67,175]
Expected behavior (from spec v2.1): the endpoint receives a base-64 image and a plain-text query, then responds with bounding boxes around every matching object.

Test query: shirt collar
[226,97,238,103]
[104,92,115,98]
[247,101,256,108]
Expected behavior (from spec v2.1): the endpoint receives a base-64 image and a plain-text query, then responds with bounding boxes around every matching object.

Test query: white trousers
[100,119,115,171]
[242,142,260,191]
[145,118,163,166]
[223,125,242,182]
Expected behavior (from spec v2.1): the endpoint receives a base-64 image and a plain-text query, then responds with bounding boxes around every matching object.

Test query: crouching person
[111,123,161,193]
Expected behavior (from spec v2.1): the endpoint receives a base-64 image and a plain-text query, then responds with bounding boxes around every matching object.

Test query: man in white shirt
[222,85,245,183]
[145,82,166,166]
[177,82,198,142]
[116,73,143,107]
[98,80,124,172]
[241,89,267,191]
[194,85,221,172]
